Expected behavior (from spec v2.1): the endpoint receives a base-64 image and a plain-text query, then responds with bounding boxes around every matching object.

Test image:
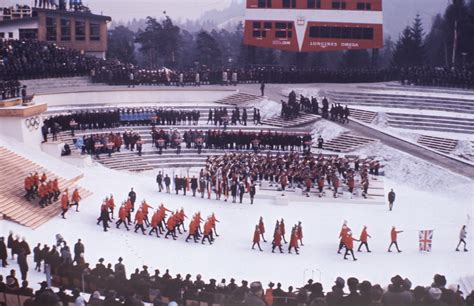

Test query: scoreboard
[243,0,383,52]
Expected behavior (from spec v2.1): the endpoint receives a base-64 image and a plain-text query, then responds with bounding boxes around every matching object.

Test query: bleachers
[22,76,97,94]
[214,92,263,105]
[261,113,320,127]
[316,132,378,153]
[0,147,92,229]
[385,113,474,134]
[328,90,474,114]
[348,108,377,124]
[417,135,459,155]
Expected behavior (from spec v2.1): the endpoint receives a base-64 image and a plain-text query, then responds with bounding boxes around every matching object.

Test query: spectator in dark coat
[0,237,7,267]
[382,275,413,306]
[244,281,266,306]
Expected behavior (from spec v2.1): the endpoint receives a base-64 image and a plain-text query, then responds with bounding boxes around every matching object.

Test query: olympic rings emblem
[25,116,40,131]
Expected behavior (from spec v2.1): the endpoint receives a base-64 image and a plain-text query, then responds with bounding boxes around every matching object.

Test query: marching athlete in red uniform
[344,232,359,261]
[338,221,350,254]
[357,226,371,252]
[388,226,403,252]
[272,228,284,253]
[252,225,263,251]
[288,226,299,255]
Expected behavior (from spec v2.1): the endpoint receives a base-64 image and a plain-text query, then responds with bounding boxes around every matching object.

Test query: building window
[357,2,371,10]
[332,1,346,9]
[75,20,85,41]
[275,22,293,39]
[252,21,270,38]
[61,18,71,41]
[0,33,4,39]
[252,30,267,38]
[258,0,272,8]
[8,32,13,38]
[283,0,296,8]
[90,23,100,41]
[309,26,374,40]
[19,29,38,40]
[46,17,57,41]
[308,0,321,8]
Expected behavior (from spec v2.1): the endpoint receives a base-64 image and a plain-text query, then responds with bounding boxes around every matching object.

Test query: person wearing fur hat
[382,275,413,306]
[245,281,266,306]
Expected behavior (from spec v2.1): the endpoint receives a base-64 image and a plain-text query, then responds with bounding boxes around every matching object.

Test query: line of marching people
[24,171,82,217]
[252,217,304,255]
[94,192,220,245]
[24,172,61,208]
[337,220,405,261]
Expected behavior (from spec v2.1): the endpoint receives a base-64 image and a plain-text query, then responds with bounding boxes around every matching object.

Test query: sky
[4,0,242,21]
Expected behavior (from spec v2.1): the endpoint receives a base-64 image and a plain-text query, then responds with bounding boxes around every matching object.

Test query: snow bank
[253,98,281,119]
[310,118,348,141]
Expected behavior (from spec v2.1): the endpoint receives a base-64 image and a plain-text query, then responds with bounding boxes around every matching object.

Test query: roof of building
[33,7,111,21]
[0,16,38,27]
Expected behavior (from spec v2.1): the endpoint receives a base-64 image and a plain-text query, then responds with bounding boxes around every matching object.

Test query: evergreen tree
[195,31,222,68]
[107,26,136,64]
[424,14,448,66]
[411,13,425,65]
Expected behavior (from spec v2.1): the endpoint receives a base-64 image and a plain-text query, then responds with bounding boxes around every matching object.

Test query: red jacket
[360,228,369,242]
[253,228,260,243]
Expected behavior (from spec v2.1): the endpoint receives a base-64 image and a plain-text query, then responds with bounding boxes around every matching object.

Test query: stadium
[0,0,473,306]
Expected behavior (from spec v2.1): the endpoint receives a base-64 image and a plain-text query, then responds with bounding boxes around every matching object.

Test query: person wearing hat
[382,275,413,306]
[388,226,403,253]
[114,257,126,279]
[358,226,372,253]
[343,232,359,261]
[252,225,263,251]
[245,281,266,306]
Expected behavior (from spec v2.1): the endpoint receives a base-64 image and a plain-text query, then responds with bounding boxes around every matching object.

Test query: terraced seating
[328,91,474,114]
[385,113,474,134]
[261,113,320,127]
[417,135,459,155]
[317,132,378,153]
[348,108,377,124]
[22,76,96,93]
[358,83,474,96]
[0,146,92,229]
[214,92,263,105]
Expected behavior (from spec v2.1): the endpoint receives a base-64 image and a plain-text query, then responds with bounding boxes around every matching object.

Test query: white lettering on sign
[341,42,360,48]
[310,41,338,48]
[272,40,291,45]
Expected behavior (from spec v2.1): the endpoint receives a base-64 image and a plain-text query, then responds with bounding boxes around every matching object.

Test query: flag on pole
[419,230,433,252]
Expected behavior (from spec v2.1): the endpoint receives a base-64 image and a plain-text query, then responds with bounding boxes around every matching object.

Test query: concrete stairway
[328,91,474,114]
[459,276,474,298]
[386,113,474,134]
[214,92,263,105]
[417,135,459,155]
[349,108,377,124]
[358,83,474,96]
[0,147,92,229]
[317,132,378,153]
[261,113,320,127]
[22,76,95,94]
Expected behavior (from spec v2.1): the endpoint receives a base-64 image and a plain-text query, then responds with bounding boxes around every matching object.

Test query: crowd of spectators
[3,39,474,90]
[401,66,474,89]
[1,232,473,306]
[0,80,21,101]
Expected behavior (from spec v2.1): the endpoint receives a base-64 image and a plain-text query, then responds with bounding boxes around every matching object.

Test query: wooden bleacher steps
[0,147,92,229]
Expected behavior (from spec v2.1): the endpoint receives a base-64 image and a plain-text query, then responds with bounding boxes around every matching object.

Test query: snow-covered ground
[1,85,473,295]
[1,140,473,292]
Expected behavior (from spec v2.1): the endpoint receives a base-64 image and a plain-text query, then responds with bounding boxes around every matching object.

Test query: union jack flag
[419,230,433,252]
